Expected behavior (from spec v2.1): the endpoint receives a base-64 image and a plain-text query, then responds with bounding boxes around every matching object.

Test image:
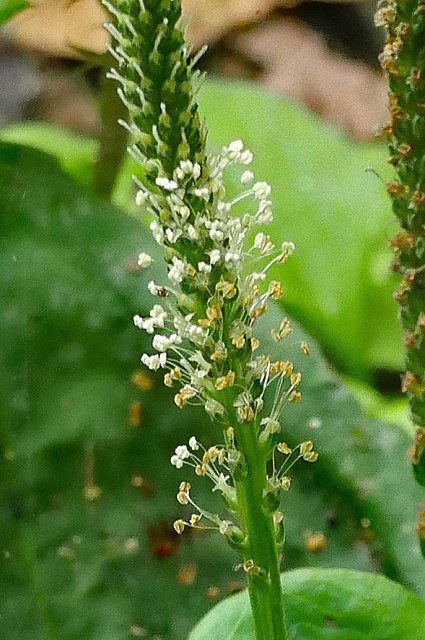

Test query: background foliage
[1,79,423,639]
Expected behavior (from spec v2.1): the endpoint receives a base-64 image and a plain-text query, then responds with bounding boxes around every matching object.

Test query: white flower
[253,233,275,255]
[241,170,254,185]
[141,318,156,334]
[142,305,167,333]
[137,252,153,268]
[240,149,253,165]
[170,444,190,468]
[179,205,190,220]
[133,315,144,329]
[150,219,164,244]
[192,187,210,200]
[256,200,273,224]
[226,140,243,155]
[192,163,201,179]
[207,220,224,242]
[150,304,166,320]
[135,307,166,334]
[148,280,160,295]
[141,352,167,370]
[179,159,193,174]
[198,261,212,274]
[280,241,295,258]
[187,323,208,346]
[208,249,221,265]
[168,257,186,285]
[165,227,182,244]
[152,333,182,352]
[189,436,199,451]
[281,241,295,254]
[217,201,231,214]
[176,444,190,458]
[224,251,241,267]
[135,190,149,206]
[186,224,198,241]
[155,176,178,191]
[252,181,271,200]
[246,271,266,284]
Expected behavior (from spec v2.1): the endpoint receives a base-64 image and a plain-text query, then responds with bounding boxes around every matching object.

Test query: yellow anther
[289,391,301,403]
[173,519,185,534]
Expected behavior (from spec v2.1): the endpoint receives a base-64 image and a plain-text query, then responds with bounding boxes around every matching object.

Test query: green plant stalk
[92,54,129,199]
[377,0,425,553]
[233,414,287,639]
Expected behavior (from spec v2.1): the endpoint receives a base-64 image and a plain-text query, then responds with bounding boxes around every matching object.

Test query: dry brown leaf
[3,0,350,58]
[4,0,282,58]
[4,0,108,58]
[183,0,298,49]
[231,18,387,140]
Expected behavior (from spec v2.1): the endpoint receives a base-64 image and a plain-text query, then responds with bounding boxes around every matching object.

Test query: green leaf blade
[189,569,425,640]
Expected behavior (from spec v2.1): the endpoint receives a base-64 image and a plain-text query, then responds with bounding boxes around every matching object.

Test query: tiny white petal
[252,181,271,200]
[281,241,295,255]
[133,315,144,329]
[240,170,254,185]
[209,249,221,265]
[189,436,199,451]
[137,252,153,268]
[135,190,149,206]
[155,176,178,191]
[228,140,244,154]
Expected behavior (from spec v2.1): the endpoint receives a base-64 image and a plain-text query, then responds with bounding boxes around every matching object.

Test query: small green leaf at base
[189,569,425,640]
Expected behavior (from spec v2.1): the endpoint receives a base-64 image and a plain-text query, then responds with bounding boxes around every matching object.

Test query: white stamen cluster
[170,435,238,501]
[134,141,302,421]
[264,439,319,497]
[171,435,242,538]
[134,140,274,281]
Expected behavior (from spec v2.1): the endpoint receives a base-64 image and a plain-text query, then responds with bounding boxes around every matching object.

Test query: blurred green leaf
[343,377,411,435]
[189,568,425,640]
[0,0,28,25]
[0,122,96,186]
[198,81,402,380]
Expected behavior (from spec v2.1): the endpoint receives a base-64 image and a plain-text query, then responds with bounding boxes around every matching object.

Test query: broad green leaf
[189,568,425,640]
[0,0,28,25]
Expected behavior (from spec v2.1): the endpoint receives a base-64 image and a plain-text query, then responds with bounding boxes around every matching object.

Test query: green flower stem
[92,55,129,199]
[103,2,296,637]
[235,422,287,640]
